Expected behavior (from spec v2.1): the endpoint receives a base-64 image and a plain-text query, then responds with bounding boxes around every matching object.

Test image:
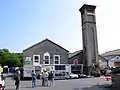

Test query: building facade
[23,38,69,73]
[23,39,84,78]
[99,49,120,68]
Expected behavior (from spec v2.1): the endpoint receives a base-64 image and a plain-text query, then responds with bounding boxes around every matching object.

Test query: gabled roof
[98,55,115,62]
[101,49,120,56]
[23,38,69,52]
[68,50,83,59]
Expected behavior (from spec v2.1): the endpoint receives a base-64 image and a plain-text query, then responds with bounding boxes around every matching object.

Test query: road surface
[5,77,112,90]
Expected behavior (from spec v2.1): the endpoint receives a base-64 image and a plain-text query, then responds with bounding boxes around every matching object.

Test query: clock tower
[79,4,99,74]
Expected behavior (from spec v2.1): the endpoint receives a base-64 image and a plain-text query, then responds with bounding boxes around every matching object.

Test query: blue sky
[0,0,120,54]
[0,0,83,53]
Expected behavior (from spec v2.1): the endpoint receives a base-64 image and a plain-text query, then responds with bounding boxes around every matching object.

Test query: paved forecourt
[5,77,111,90]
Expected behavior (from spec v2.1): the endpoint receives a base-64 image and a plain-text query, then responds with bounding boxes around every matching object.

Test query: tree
[0,48,23,67]
[16,53,23,66]
[0,49,10,66]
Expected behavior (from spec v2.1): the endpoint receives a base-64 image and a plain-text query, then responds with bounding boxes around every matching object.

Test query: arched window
[43,52,50,64]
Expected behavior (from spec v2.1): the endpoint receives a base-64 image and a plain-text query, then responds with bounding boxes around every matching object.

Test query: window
[44,52,50,64]
[54,55,60,64]
[45,56,49,64]
[55,65,65,70]
[34,56,39,62]
[87,15,95,22]
[33,55,40,64]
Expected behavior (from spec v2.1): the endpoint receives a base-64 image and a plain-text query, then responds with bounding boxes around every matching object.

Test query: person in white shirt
[42,70,48,86]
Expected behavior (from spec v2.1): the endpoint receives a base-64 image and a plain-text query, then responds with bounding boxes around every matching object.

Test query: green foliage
[111,68,120,74]
[0,48,23,67]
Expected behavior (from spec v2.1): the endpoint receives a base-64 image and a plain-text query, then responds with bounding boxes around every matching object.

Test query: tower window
[87,15,95,22]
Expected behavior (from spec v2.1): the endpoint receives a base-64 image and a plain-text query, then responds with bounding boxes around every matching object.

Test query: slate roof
[68,50,83,58]
[98,55,115,62]
[99,49,120,62]
[23,38,69,52]
[101,49,120,56]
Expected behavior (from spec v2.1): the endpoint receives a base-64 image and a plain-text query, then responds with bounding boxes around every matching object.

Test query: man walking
[31,70,36,88]
[14,71,20,89]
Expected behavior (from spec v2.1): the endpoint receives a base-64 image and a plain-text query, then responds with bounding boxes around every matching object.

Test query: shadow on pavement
[20,85,45,88]
[5,89,16,90]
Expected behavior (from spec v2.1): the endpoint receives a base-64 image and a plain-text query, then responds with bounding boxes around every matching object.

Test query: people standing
[42,70,48,87]
[41,72,44,86]
[31,70,36,88]
[14,71,20,89]
[48,71,54,87]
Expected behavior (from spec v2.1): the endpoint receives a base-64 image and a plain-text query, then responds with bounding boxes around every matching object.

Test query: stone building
[23,38,83,78]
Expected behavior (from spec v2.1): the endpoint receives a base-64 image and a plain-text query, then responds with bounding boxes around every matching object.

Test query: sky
[0,0,120,54]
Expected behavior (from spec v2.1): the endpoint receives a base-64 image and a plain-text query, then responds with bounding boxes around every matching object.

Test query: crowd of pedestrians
[42,70,55,87]
[13,69,55,89]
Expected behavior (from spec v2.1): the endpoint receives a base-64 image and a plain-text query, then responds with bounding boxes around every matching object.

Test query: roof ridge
[23,38,69,52]
[101,48,120,56]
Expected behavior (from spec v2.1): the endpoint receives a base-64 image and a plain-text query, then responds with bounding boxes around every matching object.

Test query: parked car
[3,66,8,73]
[104,73,111,81]
[78,74,87,78]
[86,75,91,78]
[69,73,78,79]
[65,72,70,79]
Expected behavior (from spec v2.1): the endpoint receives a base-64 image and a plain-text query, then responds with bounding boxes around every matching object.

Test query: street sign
[73,59,78,65]
[25,57,31,65]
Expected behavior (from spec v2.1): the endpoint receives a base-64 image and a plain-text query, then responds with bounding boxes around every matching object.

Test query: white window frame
[53,55,60,64]
[43,52,50,65]
[33,55,40,65]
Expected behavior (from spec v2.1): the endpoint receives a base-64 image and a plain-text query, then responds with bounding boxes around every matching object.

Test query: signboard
[73,59,78,65]
[46,68,50,72]
[114,62,120,67]
[25,57,31,65]
[23,65,35,77]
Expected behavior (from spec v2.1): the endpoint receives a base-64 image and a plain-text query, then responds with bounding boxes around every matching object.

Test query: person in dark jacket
[41,72,44,86]
[14,71,20,89]
[31,70,36,88]
[48,71,54,87]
